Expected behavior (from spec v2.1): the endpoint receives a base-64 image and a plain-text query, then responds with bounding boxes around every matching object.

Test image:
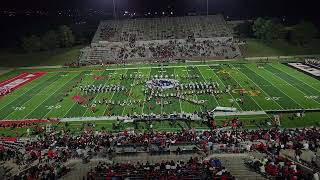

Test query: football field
[0,62,320,121]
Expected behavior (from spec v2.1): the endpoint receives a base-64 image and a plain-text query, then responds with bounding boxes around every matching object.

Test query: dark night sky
[1,0,319,20]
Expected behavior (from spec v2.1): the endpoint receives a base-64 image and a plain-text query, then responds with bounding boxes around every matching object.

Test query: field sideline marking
[4,73,59,119]
[59,72,103,118]
[160,68,164,114]
[43,72,95,118]
[263,66,320,107]
[271,64,320,99]
[225,66,263,111]
[0,73,54,112]
[39,73,83,119]
[141,68,151,115]
[208,65,243,111]
[44,64,222,74]
[5,73,72,120]
[173,68,183,113]
[87,70,121,116]
[22,72,77,119]
[196,66,220,107]
[121,69,139,116]
[185,67,202,112]
[230,64,284,110]
[80,71,112,117]
[101,69,129,117]
[245,65,305,109]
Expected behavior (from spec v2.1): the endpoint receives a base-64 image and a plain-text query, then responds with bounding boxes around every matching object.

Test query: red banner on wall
[0,72,46,96]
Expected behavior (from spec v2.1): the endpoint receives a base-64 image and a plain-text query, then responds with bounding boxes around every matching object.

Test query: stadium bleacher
[80,15,241,64]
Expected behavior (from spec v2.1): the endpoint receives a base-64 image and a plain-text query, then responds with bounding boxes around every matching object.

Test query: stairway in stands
[208,154,267,180]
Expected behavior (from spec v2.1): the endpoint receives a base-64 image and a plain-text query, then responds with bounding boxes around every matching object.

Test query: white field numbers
[45,105,62,110]
[265,97,281,101]
[304,96,319,100]
[229,98,242,102]
[12,106,26,111]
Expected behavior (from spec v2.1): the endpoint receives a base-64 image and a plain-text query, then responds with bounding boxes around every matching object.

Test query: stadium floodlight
[206,0,209,16]
[112,0,116,19]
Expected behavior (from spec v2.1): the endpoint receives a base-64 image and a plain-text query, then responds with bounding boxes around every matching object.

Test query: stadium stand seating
[79,15,241,64]
[2,127,320,179]
[88,158,235,179]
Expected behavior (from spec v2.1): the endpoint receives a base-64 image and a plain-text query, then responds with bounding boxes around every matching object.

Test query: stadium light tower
[112,0,117,19]
[206,0,209,16]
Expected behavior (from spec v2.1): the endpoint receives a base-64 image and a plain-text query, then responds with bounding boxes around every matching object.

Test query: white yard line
[101,69,128,116]
[246,65,305,109]
[81,71,115,116]
[264,67,320,106]
[4,73,62,119]
[121,70,138,116]
[184,67,202,112]
[0,74,54,112]
[58,72,101,118]
[196,66,220,107]
[224,67,264,112]
[102,90,116,116]
[141,68,151,114]
[160,68,164,114]
[229,64,284,110]
[272,64,320,97]
[207,65,243,111]
[24,73,76,118]
[41,73,82,119]
[173,68,183,113]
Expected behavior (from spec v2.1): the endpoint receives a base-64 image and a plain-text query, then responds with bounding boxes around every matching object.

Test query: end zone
[0,72,46,96]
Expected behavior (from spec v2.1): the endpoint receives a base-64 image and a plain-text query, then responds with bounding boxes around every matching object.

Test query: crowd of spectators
[248,154,317,180]
[81,15,242,64]
[1,127,320,179]
[305,58,320,68]
[88,39,240,64]
[87,157,235,179]
[12,162,70,180]
[2,127,320,162]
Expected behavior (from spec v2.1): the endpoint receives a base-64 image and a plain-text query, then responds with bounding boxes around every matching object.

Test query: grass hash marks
[109,69,137,116]
[267,64,320,105]
[208,65,243,110]
[102,69,128,116]
[240,64,301,110]
[64,71,109,118]
[26,72,85,119]
[85,70,117,117]
[189,66,218,111]
[122,68,151,116]
[215,65,261,111]
[272,63,320,91]
[0,73,64,120]
[161,67,181,114]
[175,67,201,113]
[143,68,162,115]
[230,64,283,110]
[5,72,76,120]
[197,66,233,108]
[45,71,98,118]
[247,64,314,109]
[121,69,146,116]
[0,73,55,111]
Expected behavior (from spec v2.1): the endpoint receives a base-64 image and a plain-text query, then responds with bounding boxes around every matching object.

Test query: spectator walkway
[206,153,267,180]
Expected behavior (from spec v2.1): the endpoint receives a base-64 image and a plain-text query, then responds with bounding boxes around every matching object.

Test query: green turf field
[0,62,320,121]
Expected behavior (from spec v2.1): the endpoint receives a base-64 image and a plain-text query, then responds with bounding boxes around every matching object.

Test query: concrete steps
[207,154,267,180]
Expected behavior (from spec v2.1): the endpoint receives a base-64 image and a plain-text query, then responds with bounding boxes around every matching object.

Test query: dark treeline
[0,15,100,49]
